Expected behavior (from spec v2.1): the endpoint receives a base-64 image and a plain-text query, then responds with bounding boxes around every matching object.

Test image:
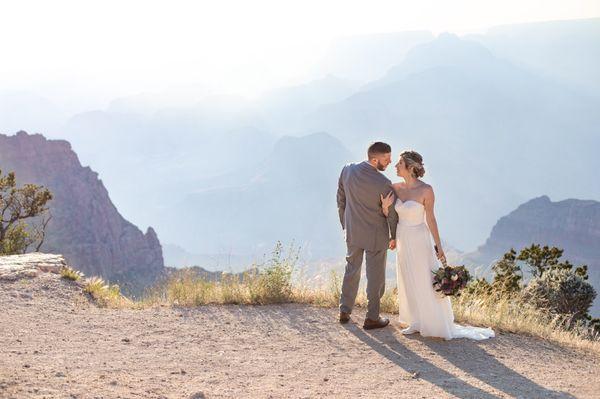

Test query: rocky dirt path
[1,255,599,398]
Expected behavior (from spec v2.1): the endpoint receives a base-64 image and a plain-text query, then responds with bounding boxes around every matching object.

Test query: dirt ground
[1,272,599,399]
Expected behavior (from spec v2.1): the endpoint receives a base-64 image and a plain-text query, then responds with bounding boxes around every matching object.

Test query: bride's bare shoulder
[421,182,435,197]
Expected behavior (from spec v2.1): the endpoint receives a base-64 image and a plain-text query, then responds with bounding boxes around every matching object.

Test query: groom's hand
[389,239,396,250]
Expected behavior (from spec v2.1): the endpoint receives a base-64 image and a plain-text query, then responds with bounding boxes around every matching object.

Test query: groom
[337,142,398,329]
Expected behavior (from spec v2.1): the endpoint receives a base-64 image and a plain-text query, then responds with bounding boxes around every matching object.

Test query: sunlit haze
[1,0,599,110]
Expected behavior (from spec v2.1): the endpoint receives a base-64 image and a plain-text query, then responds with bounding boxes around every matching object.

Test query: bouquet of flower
[432,265,471,297]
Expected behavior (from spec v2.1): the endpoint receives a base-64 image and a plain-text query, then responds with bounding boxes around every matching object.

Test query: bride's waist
[397,220,426,227]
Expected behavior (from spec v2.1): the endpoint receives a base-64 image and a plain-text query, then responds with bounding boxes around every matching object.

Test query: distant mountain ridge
[361,33,500,91]
[0,131,165,294]
[468,17,600,94]
[313,30,435,83]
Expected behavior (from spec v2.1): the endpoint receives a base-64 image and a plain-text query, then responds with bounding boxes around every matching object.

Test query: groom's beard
[376,161,386,171]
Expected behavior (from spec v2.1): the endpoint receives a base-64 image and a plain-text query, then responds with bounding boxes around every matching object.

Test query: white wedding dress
[394,198,495,340]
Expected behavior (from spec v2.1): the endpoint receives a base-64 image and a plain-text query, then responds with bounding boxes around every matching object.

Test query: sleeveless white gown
[394,198,495,340]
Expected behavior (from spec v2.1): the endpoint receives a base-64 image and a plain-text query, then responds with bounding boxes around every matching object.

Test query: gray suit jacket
[337,161,399,251]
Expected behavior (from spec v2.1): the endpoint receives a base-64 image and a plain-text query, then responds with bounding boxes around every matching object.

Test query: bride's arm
[423,186,446,263]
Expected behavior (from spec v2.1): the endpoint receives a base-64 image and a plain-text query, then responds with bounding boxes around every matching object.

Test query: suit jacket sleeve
[337,167,346,229]
[386,185,398,239]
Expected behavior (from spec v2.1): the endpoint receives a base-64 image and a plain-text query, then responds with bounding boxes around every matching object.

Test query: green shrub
[472,244,598,335]
[522,267,596,322]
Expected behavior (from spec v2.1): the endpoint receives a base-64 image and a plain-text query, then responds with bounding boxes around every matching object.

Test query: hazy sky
[1,0,599,106]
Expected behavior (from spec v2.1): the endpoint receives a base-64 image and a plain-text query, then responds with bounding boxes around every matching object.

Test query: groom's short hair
[367,142,391,158]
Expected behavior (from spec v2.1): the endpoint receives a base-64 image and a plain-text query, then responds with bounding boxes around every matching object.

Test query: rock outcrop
[0,252,67,281]
[0,131,165,295]
[465,195,600,315]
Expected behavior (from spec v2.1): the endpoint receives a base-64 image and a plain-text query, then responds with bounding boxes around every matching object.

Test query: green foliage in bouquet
[432,265,472,296]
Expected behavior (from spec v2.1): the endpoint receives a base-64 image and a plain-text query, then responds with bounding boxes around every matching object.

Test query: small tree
[517,244,588,279]
[491,248,522,296]
[0,169,53,255]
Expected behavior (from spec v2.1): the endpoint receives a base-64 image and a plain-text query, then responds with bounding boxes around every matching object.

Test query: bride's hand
[380,191,394,215]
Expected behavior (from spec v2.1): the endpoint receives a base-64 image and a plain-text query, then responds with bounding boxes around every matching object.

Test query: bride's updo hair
[400,150,425,178]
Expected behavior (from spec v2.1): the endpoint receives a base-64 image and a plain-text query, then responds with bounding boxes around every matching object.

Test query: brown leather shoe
[339,311,351,324]
[363,316,390,330]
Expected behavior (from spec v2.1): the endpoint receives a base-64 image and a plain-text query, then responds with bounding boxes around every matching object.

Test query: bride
[381,150,494,341]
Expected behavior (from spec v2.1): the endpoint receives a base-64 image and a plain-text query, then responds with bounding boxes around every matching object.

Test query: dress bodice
[394,199,426,226]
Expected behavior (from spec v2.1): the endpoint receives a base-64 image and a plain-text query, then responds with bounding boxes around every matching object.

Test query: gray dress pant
[339,243,387,320]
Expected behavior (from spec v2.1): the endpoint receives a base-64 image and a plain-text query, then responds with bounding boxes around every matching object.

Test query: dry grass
[59,265,83,281]
[83,276,135,308]
[143,269,294,307]
[67,249,600,355]
[452,293,600,354]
